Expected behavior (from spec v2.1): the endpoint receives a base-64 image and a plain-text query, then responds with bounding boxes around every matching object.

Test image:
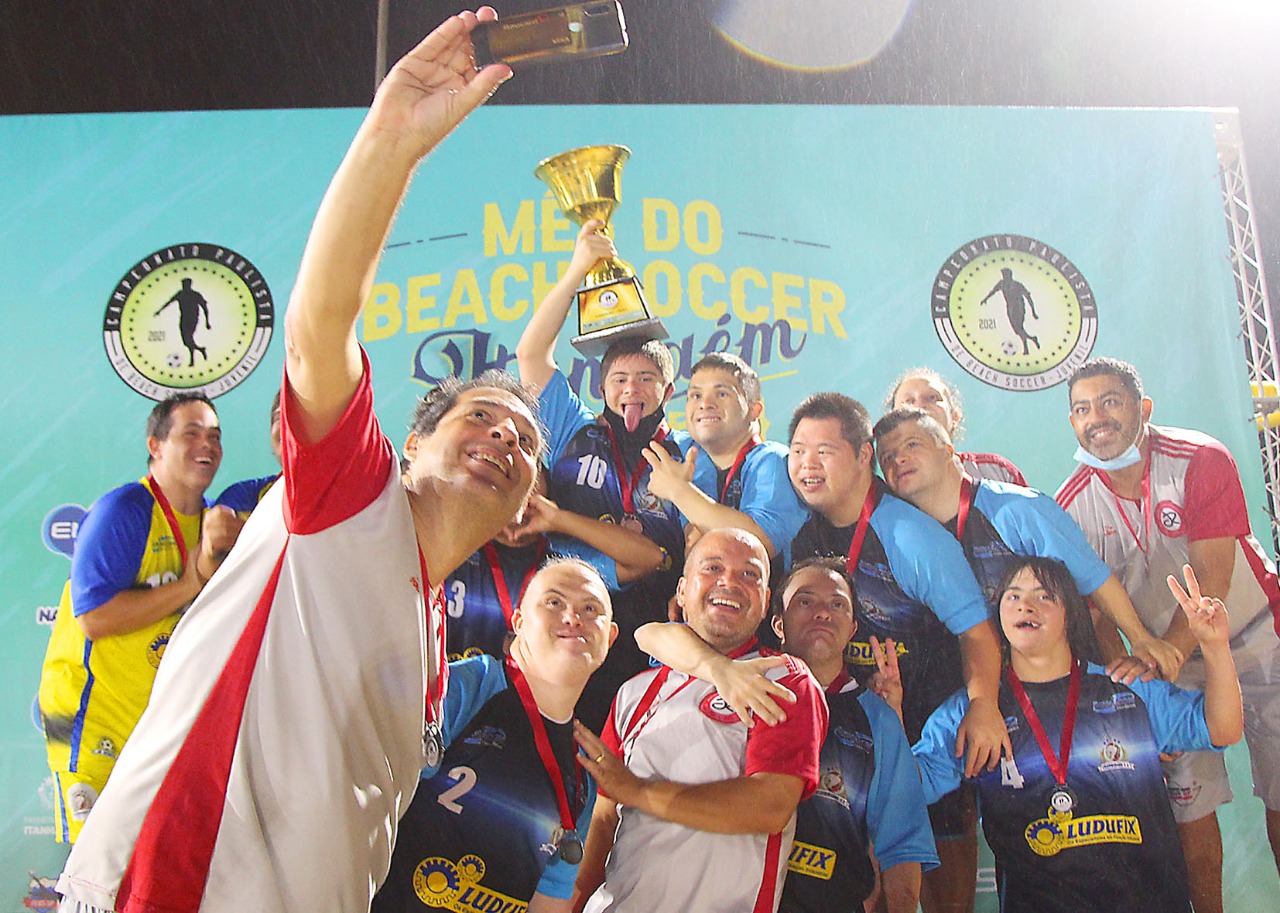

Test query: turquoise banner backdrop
[1,104,1272,909]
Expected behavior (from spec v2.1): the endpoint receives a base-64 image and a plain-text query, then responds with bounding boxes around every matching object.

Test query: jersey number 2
[437,766,478,814]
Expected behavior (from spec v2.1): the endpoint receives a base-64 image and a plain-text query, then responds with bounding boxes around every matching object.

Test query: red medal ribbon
[719,435,763,502]
[1109,466,1152,555]
[1005,659,1081,786]
[844,485,881,576]
[482,540,548,630]
[418,548,448,727]
[620,637,758,748]
[145,474,193,567]
[954,472,977,542]
[505,656,581,835]
[826,667,853,696]
[603,420,670,514]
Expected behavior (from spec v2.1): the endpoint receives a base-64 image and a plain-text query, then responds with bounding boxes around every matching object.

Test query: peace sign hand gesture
[1167,563,1230,650]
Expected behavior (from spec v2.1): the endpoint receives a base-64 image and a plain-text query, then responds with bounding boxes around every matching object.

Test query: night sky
[4,0,1278,319]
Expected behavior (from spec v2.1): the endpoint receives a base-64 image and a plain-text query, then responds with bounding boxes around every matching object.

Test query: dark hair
[993,557,1102,665]
[690,352,761,406]
[772,555,855,619]
[787,392,872,452]
[872,406,952,450]
[883,367,965,438]
[409,370,544,458]
[600,337,675,387]
[1068,357,1144,402]
[146,393,217,463]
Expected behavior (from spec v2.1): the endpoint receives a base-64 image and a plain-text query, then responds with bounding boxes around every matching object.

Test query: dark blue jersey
[374,656,595,912]
[539,370,685,728]
[444,541,551,661]
[915,664,1217,913]
[780,677,937,913]
[791,483,989,741]
[947,481,1111,621]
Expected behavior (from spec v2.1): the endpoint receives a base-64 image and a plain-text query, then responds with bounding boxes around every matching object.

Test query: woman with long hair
[912,556,1242,912]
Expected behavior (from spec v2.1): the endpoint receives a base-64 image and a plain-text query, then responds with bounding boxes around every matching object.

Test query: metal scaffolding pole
[1215,111,1280,554]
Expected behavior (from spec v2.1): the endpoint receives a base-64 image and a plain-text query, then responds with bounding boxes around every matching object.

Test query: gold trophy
[534,144,667,358]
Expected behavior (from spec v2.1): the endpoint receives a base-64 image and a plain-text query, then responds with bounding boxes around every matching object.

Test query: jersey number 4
[1000,756,1025,789]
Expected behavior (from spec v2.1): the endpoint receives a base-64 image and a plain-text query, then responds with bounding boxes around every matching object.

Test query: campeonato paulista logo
[932,234,1097,391]
[103,243,274,400]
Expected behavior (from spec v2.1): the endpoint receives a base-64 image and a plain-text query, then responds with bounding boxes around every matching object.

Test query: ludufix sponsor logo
[844,638,907,667]
[103,243,274,400]
[412,853,527,911]
[1024,810,1142,856]
[787,840,837,880]
[932,234,1097,391]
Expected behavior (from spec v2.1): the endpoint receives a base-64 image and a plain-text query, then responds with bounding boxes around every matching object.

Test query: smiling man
[375,559,617,913]
[56,10,543,912]
[1056,356,1280,912]
[872,405,1180,679]
[572,529,828,913]
[645,353,807,569]
[786,392,1006,913]
[39,393,243,843]
[517,221,687,728]
[633,556,938,913]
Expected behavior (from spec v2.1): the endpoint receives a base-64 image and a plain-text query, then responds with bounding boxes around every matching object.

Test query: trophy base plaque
[571,276,668,358]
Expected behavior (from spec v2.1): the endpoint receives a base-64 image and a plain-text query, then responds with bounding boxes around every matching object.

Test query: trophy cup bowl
[534,144,667,357]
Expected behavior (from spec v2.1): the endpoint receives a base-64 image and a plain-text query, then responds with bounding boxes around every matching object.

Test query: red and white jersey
[960,450,1027,487]
[58,358,443,913]
[1056,424,1280,669]
[585,643,828,913]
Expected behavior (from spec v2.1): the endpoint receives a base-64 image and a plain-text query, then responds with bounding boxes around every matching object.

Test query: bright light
[711,0,914,71]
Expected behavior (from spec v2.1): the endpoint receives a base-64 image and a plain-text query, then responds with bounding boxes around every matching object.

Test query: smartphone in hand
[473,1,629,68]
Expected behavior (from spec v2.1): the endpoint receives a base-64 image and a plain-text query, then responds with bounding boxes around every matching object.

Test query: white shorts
[1163,639,1280,822]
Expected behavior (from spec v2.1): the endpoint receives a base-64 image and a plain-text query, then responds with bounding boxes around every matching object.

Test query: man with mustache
[1056,356,1280,913]
[872,405,1181,679]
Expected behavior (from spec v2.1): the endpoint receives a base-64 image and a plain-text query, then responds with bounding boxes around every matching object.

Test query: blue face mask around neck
[1072,442,1142,472]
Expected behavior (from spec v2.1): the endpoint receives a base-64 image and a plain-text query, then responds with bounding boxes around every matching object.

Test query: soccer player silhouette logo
[981,267,1040,355]
[154,278,211,366]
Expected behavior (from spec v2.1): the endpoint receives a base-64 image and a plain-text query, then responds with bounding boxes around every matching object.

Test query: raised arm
[516,220,615,394]
[954,618,1011,777]
[643,444,778,556]
[519,493,664,584]
[633,622,796,726]
[284,8,510,443]
[1168,564,1243,747]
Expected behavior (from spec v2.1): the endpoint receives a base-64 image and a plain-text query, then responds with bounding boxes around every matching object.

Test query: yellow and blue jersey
[214,473,279,518]
[38,477,204,842]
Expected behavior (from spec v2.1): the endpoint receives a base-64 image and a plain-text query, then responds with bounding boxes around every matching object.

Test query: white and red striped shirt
[58,358,443,913]
[1056,424,1280,673]
[960,450,1027,487]
[584,643,827,913]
